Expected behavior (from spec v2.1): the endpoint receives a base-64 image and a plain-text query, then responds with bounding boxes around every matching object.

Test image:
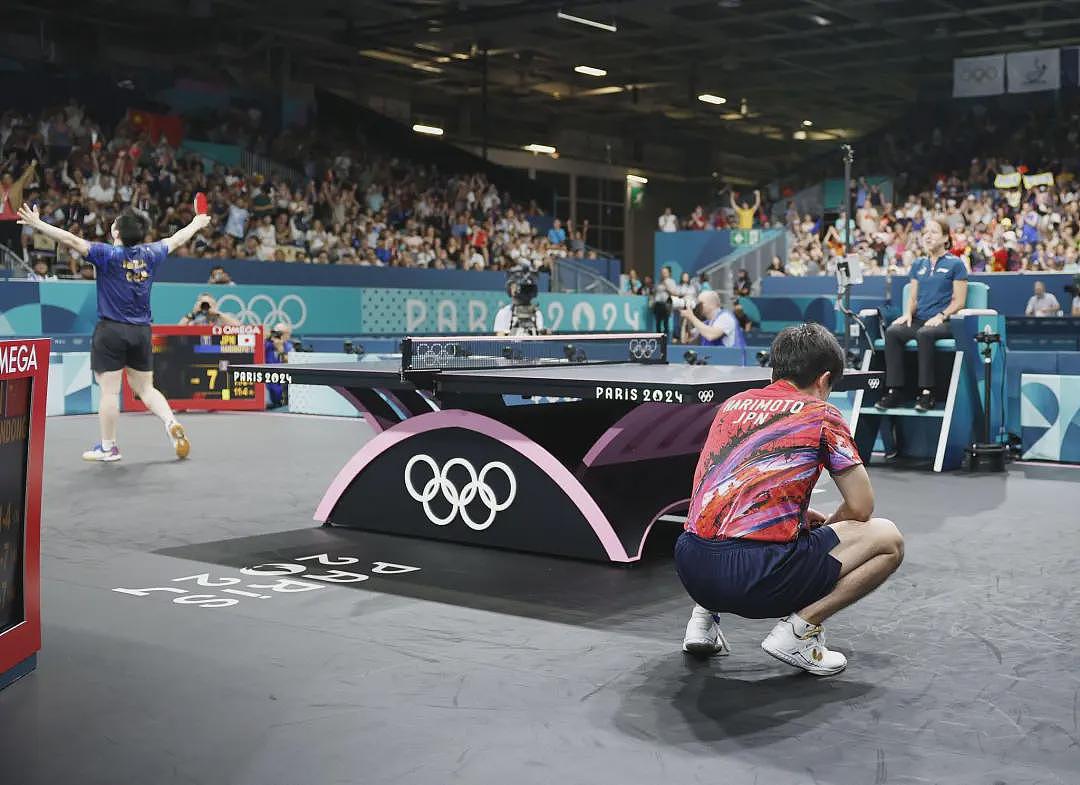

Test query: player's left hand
[924,313,945,328]
[192,213,212,230]
[806,508,828,527]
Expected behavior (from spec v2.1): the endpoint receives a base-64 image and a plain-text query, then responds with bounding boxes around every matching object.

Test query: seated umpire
[876,218,968,412]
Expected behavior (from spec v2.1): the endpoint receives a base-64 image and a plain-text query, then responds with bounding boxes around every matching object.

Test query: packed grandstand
[1,101,597,277]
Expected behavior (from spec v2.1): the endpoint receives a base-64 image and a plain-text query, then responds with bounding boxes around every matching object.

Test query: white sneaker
[82,442,122,462]
[682,605,731,657]
[761,616,847,676]
[167,421,190,459]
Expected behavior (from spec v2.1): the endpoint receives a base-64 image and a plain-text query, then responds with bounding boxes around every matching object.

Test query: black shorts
[674,528,842,619]
[91,319,153,373]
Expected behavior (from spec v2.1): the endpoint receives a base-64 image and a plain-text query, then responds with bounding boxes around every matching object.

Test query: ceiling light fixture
[698,93,726,105]
[808,14,831,26]
[410,62,443,74]
[802,119,813,127]
[626,174,648,184]
[574,65,608,77]
[413,124,444,136]
[359,49,414,65]
[793,130,808,140]
[557,10,618,33]
[524,143,557,154]
[577,85,625,96]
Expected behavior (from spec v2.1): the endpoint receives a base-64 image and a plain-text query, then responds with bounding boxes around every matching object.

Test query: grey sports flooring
[0,411,1078,785]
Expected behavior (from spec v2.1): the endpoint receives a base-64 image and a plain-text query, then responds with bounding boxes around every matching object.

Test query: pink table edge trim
[632,498,691,560]
[313,409,633,562]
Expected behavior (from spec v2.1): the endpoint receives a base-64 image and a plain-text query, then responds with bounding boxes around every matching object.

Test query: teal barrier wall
[538,293,648,333]
[360,288,501,334]
[1021,373,1080,462]
[157,284,362,332]
[654,231,733,282]
[0,281,648,336]
[358,287,648,334]
[0,281,362,334]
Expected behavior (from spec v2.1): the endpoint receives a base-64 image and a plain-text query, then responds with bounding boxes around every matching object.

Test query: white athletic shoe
[761,616,847,676]
[167,421,190,459]
[682,605,731,657]
[82,443,122,462]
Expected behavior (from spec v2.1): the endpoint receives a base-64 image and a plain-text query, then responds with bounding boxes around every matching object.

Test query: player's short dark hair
[115,211,148,246]
[770,323,845,389]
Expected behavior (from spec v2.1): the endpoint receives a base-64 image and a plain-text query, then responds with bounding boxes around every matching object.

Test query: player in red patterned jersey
[677,323,904,675]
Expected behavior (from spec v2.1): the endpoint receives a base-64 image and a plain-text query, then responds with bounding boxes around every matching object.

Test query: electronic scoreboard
[0,338,48,690]
[122,325,266,412]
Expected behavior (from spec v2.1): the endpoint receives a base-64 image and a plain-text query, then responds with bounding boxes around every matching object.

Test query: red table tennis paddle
[194,192,208,215]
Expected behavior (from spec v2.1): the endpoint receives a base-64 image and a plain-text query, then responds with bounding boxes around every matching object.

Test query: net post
[399,338,414,380]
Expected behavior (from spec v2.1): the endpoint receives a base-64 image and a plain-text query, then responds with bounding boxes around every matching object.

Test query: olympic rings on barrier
[214,294,308,329]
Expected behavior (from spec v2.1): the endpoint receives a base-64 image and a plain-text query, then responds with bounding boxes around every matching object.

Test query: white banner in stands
[953,55,1005,98]
[1007,48,1060,93]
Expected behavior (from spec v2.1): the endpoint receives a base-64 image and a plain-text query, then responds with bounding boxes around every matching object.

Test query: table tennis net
[401,334,667,372]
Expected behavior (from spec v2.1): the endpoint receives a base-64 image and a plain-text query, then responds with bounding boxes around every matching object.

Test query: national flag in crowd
[127,109,184,146]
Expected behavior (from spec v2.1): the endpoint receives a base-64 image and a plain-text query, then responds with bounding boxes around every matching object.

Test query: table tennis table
[232,334,881,563]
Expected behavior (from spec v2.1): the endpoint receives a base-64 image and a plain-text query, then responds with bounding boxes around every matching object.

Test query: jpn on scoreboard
[122,325,266,412]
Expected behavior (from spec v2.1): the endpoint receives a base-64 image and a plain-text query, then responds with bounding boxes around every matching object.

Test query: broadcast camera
[1064,272,1080,298]
[671,294,696,311]
[506,267,542,336]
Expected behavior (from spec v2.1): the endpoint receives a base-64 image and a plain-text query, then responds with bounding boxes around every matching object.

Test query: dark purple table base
[315,390,716,563]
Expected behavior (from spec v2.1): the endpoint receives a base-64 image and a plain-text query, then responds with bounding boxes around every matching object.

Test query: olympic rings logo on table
[629,338,659,360]
[214,294,308,330]
[698,390,715,403]
[414,343,461,363]
[404,455,517,530]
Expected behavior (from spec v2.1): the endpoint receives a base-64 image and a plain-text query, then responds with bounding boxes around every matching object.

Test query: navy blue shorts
[92,319,152,373]
[674,528,842,619]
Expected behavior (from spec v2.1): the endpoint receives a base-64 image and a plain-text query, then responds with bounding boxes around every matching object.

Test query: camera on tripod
[506,267,541,336]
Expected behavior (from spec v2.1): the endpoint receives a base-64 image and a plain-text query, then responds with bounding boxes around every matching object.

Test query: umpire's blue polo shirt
[911,253,967,321]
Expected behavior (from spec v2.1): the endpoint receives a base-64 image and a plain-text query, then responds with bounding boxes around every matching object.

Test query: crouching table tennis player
[675,323,903,675]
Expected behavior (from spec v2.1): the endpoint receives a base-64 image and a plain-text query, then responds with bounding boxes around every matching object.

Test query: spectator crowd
[1,101,599,279]
[779,169,1080,280]
[657,169,1080,283]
